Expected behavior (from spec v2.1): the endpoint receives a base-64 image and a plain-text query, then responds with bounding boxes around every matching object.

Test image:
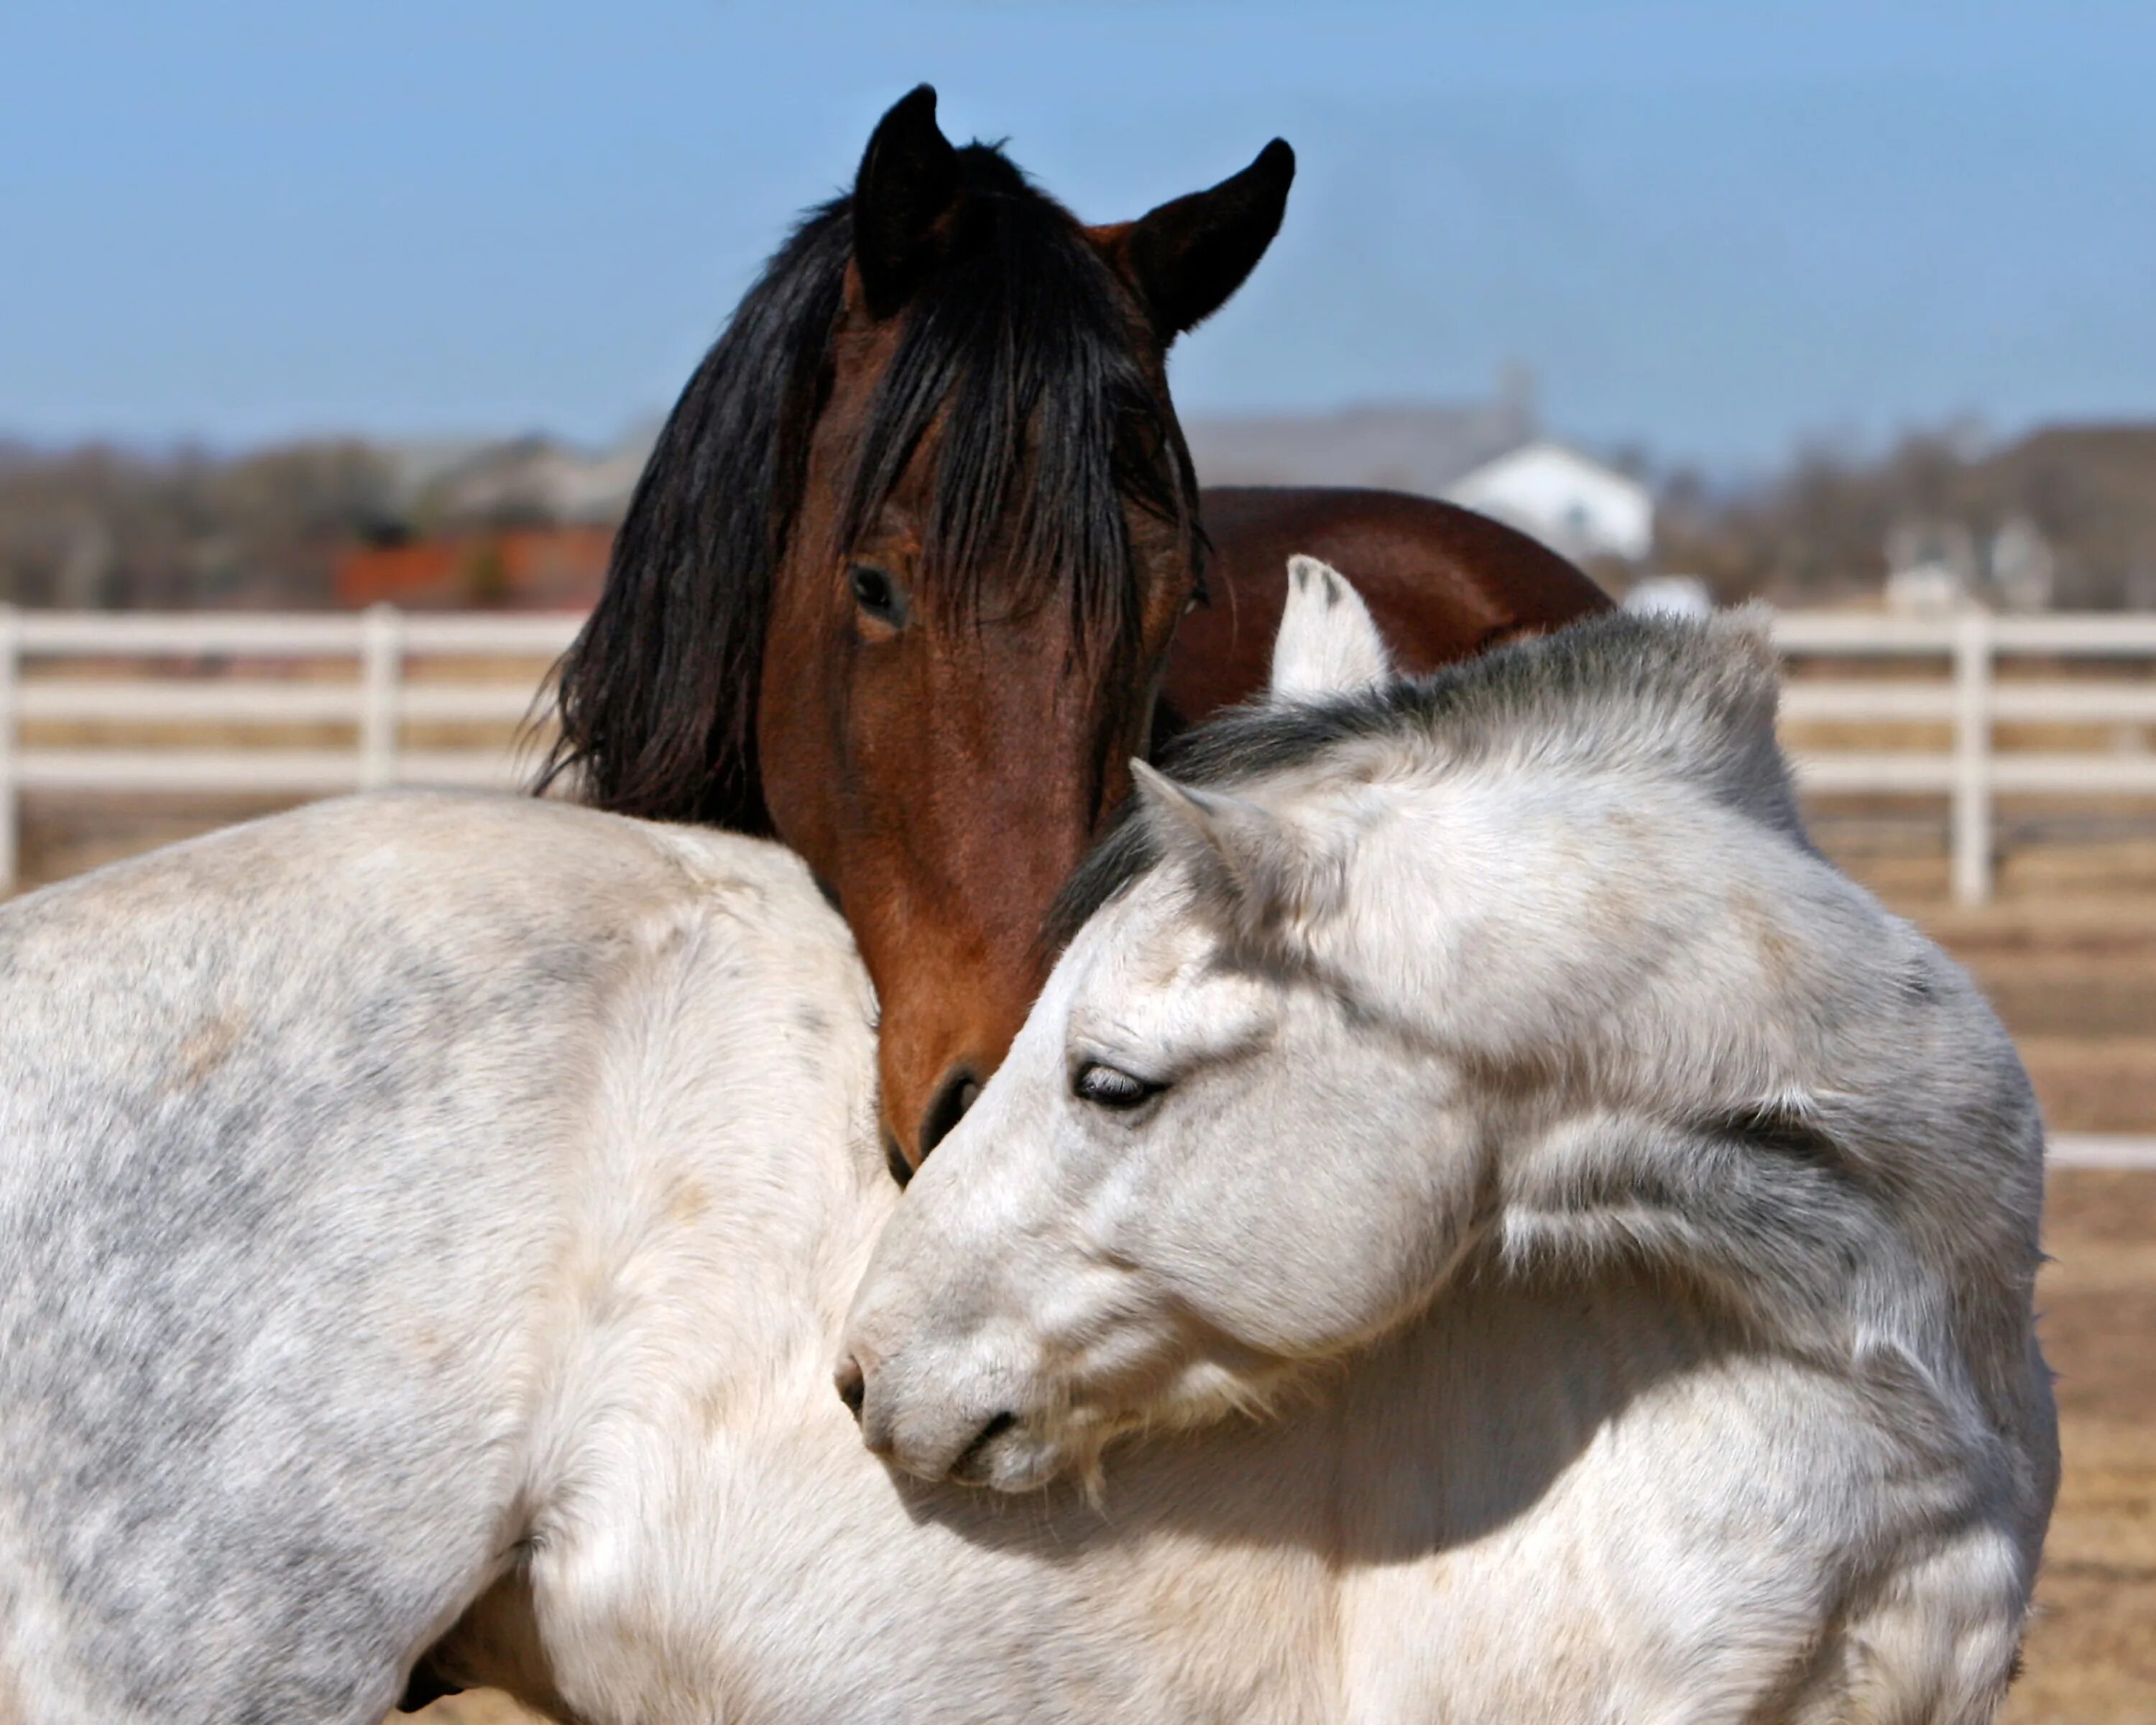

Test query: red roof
[335,526,613,610]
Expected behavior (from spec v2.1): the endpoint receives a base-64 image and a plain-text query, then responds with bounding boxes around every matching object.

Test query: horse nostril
[951,1409,1018,1480]
[834,1356,866,1422]
[918,1067,982,1160]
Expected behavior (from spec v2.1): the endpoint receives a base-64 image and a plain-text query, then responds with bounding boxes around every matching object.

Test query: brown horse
[543,86,1606,1176]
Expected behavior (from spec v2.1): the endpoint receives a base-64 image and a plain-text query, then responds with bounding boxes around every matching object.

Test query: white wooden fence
[1,604,2155,903]
[0,604,579,894]
[1772,610,2156,903]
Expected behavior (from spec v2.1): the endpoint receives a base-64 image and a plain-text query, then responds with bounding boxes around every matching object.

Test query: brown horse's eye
[847,563,907,628]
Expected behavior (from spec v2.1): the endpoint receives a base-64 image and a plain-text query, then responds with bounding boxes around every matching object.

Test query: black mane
[539,143,1196,830]
[1046,610,1796,948]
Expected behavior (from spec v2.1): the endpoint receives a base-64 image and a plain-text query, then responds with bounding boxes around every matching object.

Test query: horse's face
[545,88,1292,1174]
[759,90,1295,1176]
[840,564,1480,1489]
[760,298,1189,1184]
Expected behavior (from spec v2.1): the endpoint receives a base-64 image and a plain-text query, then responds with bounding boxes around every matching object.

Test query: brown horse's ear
[853,84,962,319]
[1107,139,1295,341]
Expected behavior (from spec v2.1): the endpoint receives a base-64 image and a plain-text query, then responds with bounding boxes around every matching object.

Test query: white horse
[846,558,2058,1721]
[0,566,2051,1724]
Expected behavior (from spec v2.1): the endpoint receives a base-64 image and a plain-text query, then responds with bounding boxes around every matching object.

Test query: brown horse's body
[547,88,1610,1173]
[1169,487,1607,732]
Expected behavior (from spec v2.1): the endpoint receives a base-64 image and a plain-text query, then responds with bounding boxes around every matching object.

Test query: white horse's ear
[1130,759,1333,939]
[1269,556,1392,703]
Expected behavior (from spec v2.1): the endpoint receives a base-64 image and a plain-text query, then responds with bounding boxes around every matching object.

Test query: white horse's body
[3,790,1892,1725]
[2,576,2053,1723]
[849,567,2058,1721]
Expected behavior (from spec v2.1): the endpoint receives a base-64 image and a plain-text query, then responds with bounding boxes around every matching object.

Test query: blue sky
[2,1,2151,468]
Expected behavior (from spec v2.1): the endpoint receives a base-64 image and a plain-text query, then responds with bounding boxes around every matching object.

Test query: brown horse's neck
[1159,487,1612,736]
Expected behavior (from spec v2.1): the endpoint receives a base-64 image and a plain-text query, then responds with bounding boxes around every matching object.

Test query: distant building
[1884,519,1979,616]
[1184,371,1651,569]
[1881,516,2061,615]
[1622,575,1713,618]
[1184,369,1536,497]
[384,427,658,528]
[1884,564,1971,617]
[337,428,657,610]
[336,525,612,610]
[1988,516,2055,613]
[1445,441,1654,566]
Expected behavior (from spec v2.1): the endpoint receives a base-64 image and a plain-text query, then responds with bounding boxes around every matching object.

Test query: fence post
[0,605,17,896]
[1951,608,1994,906]
[359,604,403,789]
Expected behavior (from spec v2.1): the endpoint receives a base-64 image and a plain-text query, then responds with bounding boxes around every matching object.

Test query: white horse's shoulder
[0,786,883,1725]
[4,788,852,982]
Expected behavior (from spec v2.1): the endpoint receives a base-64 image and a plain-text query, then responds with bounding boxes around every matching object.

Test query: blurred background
[8,1,2156,612]
[1,4,2150,1719]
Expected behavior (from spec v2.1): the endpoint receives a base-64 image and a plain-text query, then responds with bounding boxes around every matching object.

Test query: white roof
[1445,441,1654,564]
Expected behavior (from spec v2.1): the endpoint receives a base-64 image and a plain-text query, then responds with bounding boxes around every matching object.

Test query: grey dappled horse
[847,566,2058,1719]
[2,573,2053,1722]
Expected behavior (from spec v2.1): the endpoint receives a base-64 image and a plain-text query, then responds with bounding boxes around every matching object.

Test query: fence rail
[1772,609,2156,902]
[1,604,2153,901]
[0,604,581,891]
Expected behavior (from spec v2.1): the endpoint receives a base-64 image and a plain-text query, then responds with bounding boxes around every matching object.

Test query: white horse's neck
[528,1105,1954,1724]
[495,921,1943,1725]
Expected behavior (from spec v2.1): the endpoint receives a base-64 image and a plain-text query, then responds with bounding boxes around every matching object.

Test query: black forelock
[841,144,1197,645]
[538,199,854,827]
[541,139,1195,828]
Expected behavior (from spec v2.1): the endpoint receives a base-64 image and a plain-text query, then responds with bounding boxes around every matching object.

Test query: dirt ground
[2004,1170,2156,1724]
[8,796,2147,1721]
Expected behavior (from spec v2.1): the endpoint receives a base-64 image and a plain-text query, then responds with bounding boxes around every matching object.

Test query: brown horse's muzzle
[872,937,1040,1177]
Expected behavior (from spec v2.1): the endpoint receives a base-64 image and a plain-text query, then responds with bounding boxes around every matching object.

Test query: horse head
[545,86,1294,1175]
[839,561,1423,1486]
[841,570,1961,1494]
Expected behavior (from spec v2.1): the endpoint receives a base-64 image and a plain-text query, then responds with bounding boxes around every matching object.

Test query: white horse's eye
[1072,1062,1163,1110]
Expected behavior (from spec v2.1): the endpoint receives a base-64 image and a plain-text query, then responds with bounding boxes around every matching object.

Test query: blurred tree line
[1655,423,2156,611]
[4,420,2153,611]
[0,439,400,609]
[0,431,645,610]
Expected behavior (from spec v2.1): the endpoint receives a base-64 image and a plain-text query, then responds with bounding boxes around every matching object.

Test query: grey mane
[1051,608,1797,947]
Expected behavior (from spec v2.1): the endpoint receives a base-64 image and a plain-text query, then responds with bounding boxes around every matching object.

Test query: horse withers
[543,86,1608,1174]
[844,563,2059,1719]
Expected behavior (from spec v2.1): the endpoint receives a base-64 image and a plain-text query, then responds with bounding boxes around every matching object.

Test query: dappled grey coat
[0,593,2057,1723]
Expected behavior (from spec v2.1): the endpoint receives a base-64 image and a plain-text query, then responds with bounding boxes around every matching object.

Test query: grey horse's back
[0,791,813,1724]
